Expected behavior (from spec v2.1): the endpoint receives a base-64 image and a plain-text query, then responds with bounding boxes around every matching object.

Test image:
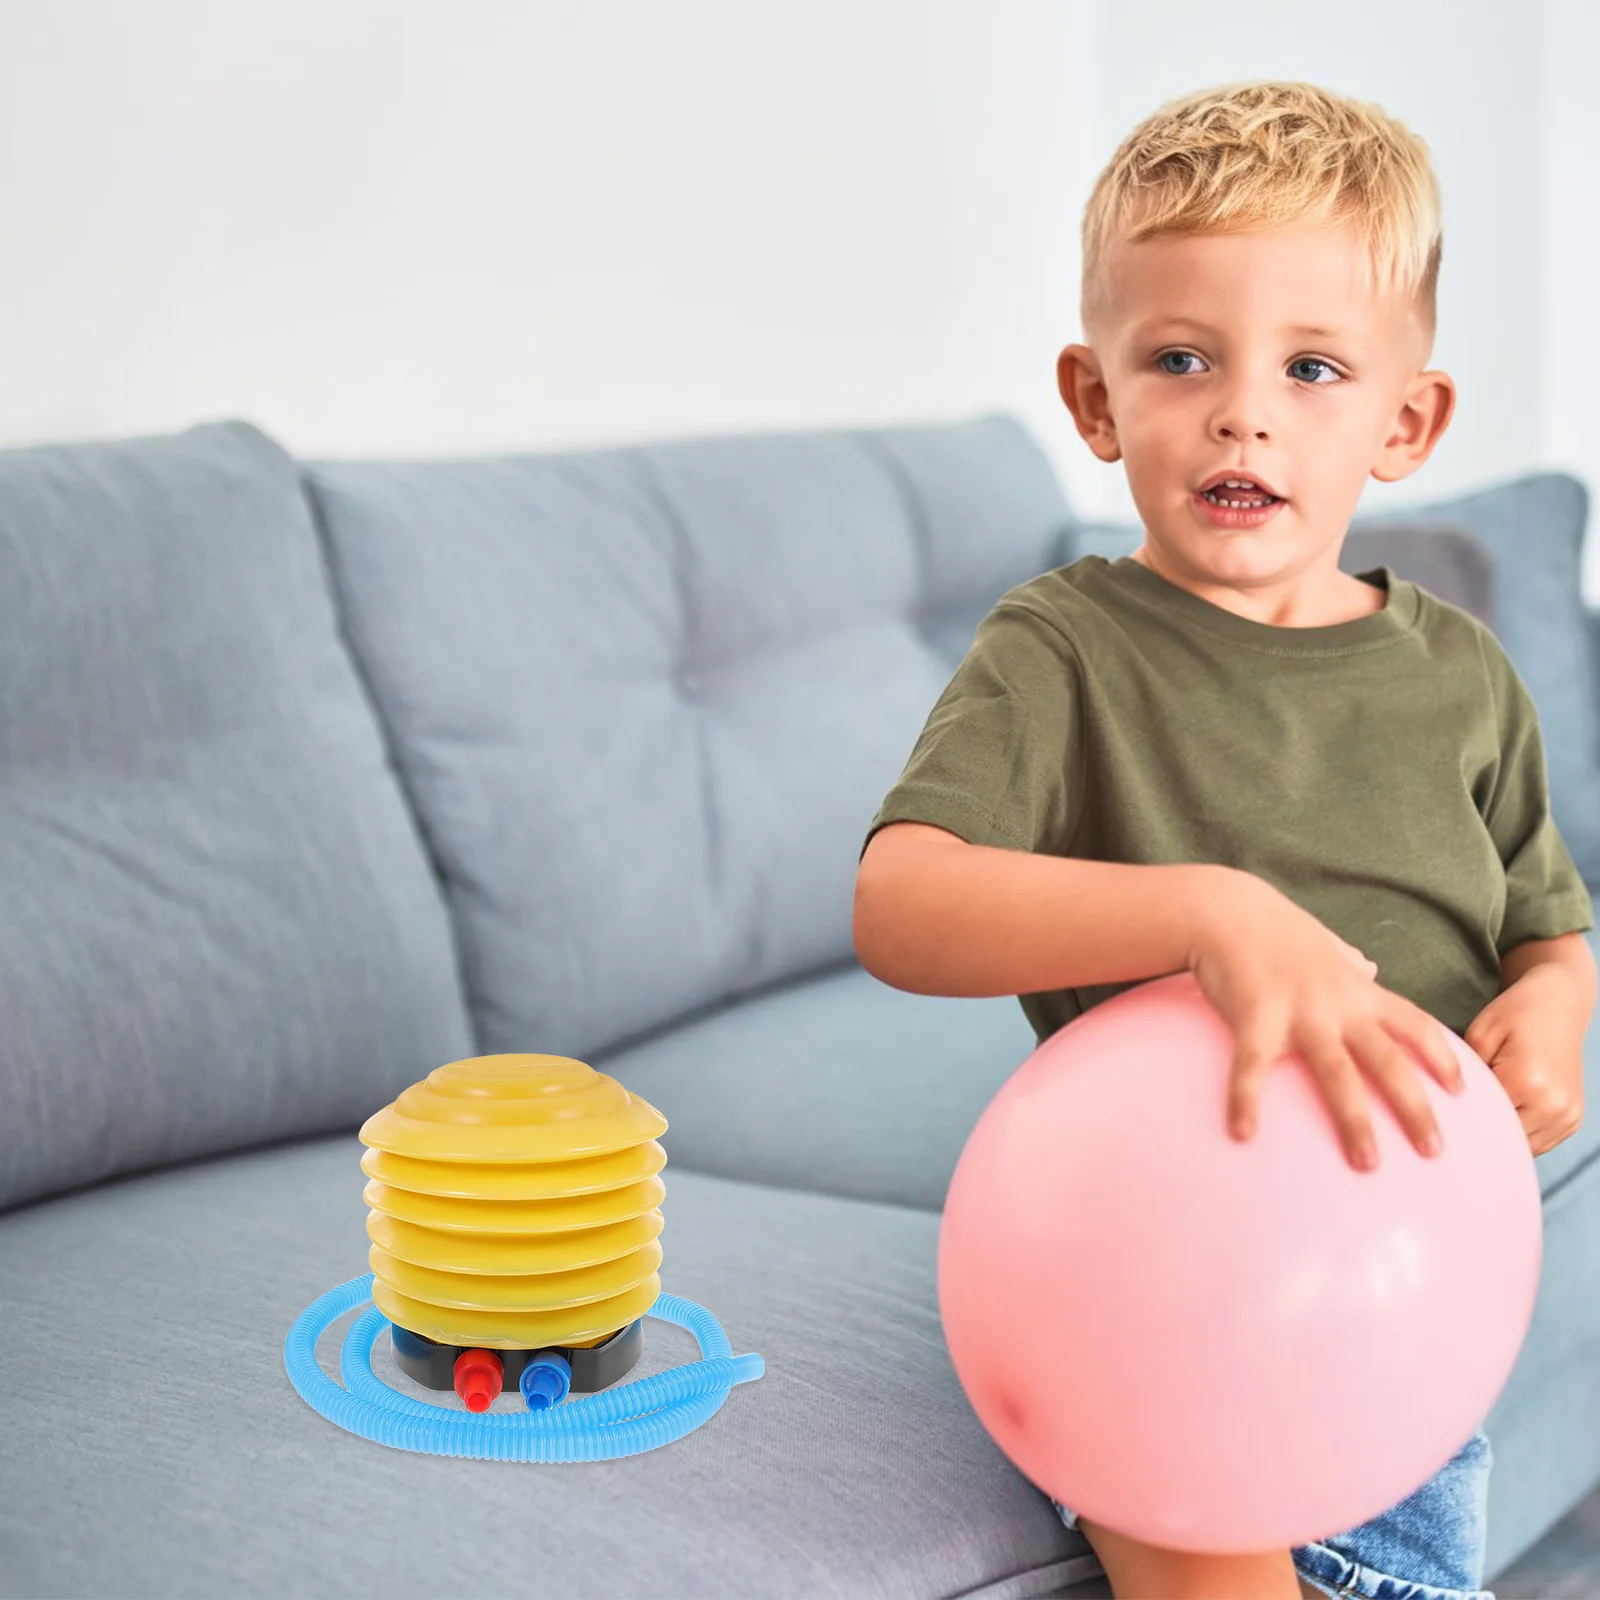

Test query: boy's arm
[1500,931,1597,1006]
[1476,630,1595,960]
[853,821,1237,996]
[1461,632,1596,1152]
[1460,629,1596,1143]
[1466,930,1594,1157]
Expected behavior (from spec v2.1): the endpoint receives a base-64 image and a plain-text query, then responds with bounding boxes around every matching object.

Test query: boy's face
[1056,222,1455,618]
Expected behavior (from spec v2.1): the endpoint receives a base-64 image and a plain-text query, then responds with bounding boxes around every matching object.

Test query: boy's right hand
[1187,870,1466,1171]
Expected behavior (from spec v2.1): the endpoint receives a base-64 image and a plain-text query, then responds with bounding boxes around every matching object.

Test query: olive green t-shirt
[861,554,1595,1044]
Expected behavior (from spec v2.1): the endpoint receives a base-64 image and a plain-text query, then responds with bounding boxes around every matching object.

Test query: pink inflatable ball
[937,970,1542,1554]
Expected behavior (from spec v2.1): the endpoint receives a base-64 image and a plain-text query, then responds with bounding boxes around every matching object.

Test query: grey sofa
[1,415,1596,1600]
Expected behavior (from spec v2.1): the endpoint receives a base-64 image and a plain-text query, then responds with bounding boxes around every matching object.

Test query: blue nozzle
[520,1351,572,1410]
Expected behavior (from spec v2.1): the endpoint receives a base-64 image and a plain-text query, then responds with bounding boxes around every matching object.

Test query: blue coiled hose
[284,1272,765,1461]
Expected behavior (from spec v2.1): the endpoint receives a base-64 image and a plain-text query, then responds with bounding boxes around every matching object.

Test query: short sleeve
[859,598,1085,863]
[1478,631,1595,954]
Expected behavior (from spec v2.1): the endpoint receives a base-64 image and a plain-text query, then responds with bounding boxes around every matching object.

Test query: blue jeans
[1051,1427,1495,1599]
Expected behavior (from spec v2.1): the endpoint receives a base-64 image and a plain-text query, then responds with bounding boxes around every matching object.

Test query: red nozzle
[453,1348,503,1412]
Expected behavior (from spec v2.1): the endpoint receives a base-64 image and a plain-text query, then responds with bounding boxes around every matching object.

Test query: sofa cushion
[303,415,1069,1062]
[1340,519,1497,627]
[599,959,1035,1213]
[0,421,473,1214]
[4,1098,1599,1593]
[0,1133,1107,1599]
[1069,475,1600,886]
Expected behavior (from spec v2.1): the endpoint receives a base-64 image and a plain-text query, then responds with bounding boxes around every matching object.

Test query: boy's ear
[1057,343,1122,464]
[1371,368,1456,484]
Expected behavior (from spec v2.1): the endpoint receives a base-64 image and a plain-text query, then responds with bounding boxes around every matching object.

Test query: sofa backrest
[303,414,1070,1062]
[0,422,474,1215]
[16,409,1574,1216]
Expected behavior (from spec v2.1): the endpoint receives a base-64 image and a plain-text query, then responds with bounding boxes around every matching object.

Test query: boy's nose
[1211,385,1274,442]
[1214,417,1270,443]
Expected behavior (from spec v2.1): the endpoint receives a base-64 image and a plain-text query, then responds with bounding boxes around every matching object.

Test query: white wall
[0,0,1087,471]
[1541,0,1600,600]
[0,1,1593,592]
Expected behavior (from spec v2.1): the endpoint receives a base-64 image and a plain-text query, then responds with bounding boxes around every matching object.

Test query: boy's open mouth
[1191,476,1287,529]
[1198,477,1282,508]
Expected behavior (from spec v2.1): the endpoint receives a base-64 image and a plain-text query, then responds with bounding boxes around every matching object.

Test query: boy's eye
[1288,356,1340,384]
[1154,351,1342,384]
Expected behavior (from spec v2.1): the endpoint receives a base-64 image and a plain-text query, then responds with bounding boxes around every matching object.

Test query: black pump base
[387,1317,645,1394]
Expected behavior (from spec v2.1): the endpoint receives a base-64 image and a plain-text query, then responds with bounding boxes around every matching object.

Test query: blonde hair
[1080,80,1442,353]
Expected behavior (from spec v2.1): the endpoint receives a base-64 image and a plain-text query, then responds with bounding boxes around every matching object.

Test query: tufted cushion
[303,415,1070,1061]
[0,421,473,1214]
[1341,520,1496,628]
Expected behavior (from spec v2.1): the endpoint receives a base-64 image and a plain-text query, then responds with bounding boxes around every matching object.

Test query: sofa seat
[594,959,1040,1216]
[0,1135,1107,1600]
[7,928,1599,1596]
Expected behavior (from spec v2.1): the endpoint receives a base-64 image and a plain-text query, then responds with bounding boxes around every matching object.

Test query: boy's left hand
[1464,966,1588,1158]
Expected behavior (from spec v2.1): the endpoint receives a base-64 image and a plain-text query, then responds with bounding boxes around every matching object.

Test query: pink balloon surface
[937,970,1542,1553]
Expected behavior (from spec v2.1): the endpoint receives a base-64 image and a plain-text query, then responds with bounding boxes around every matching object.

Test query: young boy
[853,80,1597,1600]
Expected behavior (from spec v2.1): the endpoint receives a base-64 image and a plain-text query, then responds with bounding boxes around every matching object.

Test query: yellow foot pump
[358,1052,670,1409]
[283,1051,764,1457]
